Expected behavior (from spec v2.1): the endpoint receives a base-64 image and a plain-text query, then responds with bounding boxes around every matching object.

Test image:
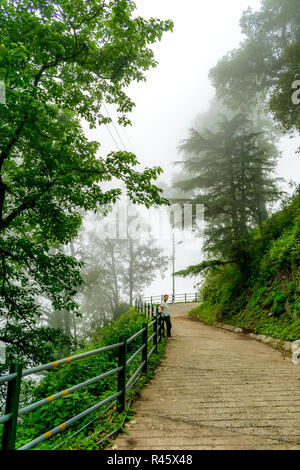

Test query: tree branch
[0,179,58,231]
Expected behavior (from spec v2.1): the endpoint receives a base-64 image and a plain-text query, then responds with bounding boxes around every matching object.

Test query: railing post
[195,292,197,301]
[156,306,161,343]
[117,337,127,412]
[154,316,158,354]
[161,313,165,338]
[185,293,187,303]
[2,362,22,451]
[142,323,148,373]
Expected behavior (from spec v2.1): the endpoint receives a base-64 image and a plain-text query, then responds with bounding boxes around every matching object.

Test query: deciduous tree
[0,0,172,365]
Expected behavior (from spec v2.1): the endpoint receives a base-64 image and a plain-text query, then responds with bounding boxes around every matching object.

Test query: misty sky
[85,0,300,299]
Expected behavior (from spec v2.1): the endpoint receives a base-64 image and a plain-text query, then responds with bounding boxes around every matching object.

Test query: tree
[0,1,172,365]
[269,40,300,133]
[173,113,280,276]
[70,219,168,341]
[209,0,300,131]
[120,237,168,306]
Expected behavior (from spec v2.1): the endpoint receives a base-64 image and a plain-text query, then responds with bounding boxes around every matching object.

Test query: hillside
[190,191,300,342]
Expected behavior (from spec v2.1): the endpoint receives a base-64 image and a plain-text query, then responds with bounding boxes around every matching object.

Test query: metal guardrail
[138,292,200,306]
[0,293,198,450]
[0,306,165,451]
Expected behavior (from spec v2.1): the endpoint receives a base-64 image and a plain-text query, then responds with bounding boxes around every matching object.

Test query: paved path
[113,303,300,450]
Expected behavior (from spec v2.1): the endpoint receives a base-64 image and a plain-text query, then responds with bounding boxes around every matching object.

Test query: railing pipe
[1,363,22,451]
[126,344,146,366]
[127,327,146,345]
[21,342,123,379]
[147,332,155,343]
[18,391,122,451]
[147,345,156,360]
[126,361,146,391]
[16,366,122,419]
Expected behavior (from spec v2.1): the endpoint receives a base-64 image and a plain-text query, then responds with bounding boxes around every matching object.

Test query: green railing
[0,305,164,451]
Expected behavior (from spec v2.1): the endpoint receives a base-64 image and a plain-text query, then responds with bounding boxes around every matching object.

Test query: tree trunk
[109,244,120,319]
[227,151,239,242]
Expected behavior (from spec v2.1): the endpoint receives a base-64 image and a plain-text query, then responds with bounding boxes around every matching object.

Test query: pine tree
[173,114,280,275]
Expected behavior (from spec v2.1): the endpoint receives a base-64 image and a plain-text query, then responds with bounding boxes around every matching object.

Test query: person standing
[159,294,174,339]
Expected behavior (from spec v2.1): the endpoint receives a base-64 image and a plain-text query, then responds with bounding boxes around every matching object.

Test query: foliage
[209,0,300,132]
[269,39,300,133]
[0,0,173,365]
[173,112,280,274]
[175,260,234,277]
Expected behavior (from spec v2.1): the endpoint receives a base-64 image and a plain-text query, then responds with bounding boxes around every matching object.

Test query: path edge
[189,314,294,356]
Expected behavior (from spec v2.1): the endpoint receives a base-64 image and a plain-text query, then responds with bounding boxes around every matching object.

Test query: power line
[103,102,128,151]
[120,121,137,155]
[103,119,121,151]
[99,79,136,154]
[111,103,137,155]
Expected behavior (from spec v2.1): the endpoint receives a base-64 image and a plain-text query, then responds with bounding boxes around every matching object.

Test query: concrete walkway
[113,303,300,450]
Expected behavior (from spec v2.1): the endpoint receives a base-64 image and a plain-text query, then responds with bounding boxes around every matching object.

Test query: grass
[188,302,219,325]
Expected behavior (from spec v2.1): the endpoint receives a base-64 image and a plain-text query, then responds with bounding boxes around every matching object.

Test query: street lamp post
[172,232,175,303]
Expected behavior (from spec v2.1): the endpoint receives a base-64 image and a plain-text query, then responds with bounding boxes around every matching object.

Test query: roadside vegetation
[0,309,166,450]
[189,192,300,342]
